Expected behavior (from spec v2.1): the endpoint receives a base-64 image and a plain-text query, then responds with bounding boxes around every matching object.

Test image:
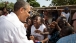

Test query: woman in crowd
[48,21,61,43]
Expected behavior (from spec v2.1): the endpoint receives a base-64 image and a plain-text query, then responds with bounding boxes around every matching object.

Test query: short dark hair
[14,1,30,11]
[64,7,69,10]
[62,26,74,35]
[33,15,43,23]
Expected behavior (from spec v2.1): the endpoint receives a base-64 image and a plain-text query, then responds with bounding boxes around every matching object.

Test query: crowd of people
[0,0,76,43]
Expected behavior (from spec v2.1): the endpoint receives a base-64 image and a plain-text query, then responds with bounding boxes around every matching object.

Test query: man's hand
[50,23,55,29]
[52,21,58,25]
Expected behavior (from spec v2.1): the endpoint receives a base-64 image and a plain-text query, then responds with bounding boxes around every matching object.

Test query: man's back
[57,34,76,43]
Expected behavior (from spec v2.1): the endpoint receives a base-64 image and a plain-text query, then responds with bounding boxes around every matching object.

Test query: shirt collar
[6,12,24,26]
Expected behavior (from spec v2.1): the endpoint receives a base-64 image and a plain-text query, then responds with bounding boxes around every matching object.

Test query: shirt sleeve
[16,26,34,43]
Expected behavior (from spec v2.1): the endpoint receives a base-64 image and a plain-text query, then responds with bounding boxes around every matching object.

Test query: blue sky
[2,0,52,7]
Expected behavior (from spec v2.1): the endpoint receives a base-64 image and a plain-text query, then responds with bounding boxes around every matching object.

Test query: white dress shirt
[0,12,34,43]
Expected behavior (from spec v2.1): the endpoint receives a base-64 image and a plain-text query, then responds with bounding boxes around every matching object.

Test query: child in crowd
[31,15,48,43]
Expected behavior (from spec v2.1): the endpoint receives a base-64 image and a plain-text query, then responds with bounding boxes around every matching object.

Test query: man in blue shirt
[57,12,76,43]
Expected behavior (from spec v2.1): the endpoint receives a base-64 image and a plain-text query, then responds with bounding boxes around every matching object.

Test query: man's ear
[20,7,24,13]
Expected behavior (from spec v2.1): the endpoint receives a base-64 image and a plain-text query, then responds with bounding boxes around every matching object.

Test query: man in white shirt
[0,1,34,43]
[61,7,70,22]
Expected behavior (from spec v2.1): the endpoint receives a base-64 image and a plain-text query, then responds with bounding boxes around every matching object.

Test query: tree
[42,5,46,7]
[17,0,40,7]
[0,2,5,7]
[0,1,14,10]
[27,0,36,3]
[52,0,76,6]
[29,1,40,7]
[7,2,14,9]
[27,0,40,7]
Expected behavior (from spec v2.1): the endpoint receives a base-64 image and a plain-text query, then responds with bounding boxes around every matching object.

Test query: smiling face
[33,16,42,29]
[17,5,31,22]
[14,1,31,23]
[22,6,31,22]
[33,16,41,25]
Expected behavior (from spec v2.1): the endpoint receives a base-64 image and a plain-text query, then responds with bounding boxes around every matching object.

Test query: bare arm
[65,21,71,26]
[42,28,49,43]
[56,24,61,31]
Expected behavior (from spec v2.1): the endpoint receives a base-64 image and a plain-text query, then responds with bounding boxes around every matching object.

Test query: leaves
[7,2,14,9]
[27,0,36,3]
[27,0,40,7]
[29,1,40,7]
[0,2,14,9]
[42,5,46,7]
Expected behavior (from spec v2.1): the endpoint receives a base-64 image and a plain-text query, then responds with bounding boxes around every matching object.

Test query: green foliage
[52,0,76,6]
[7,2,14,9]
[0,2,5,7]
[27,0,36,2]
[0,2,14,9]
[29,1,40,7]
[27,0,40,7]
[42,5,46,7]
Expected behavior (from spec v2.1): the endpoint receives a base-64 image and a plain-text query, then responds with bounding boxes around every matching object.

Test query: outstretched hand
[30,35,35,41]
